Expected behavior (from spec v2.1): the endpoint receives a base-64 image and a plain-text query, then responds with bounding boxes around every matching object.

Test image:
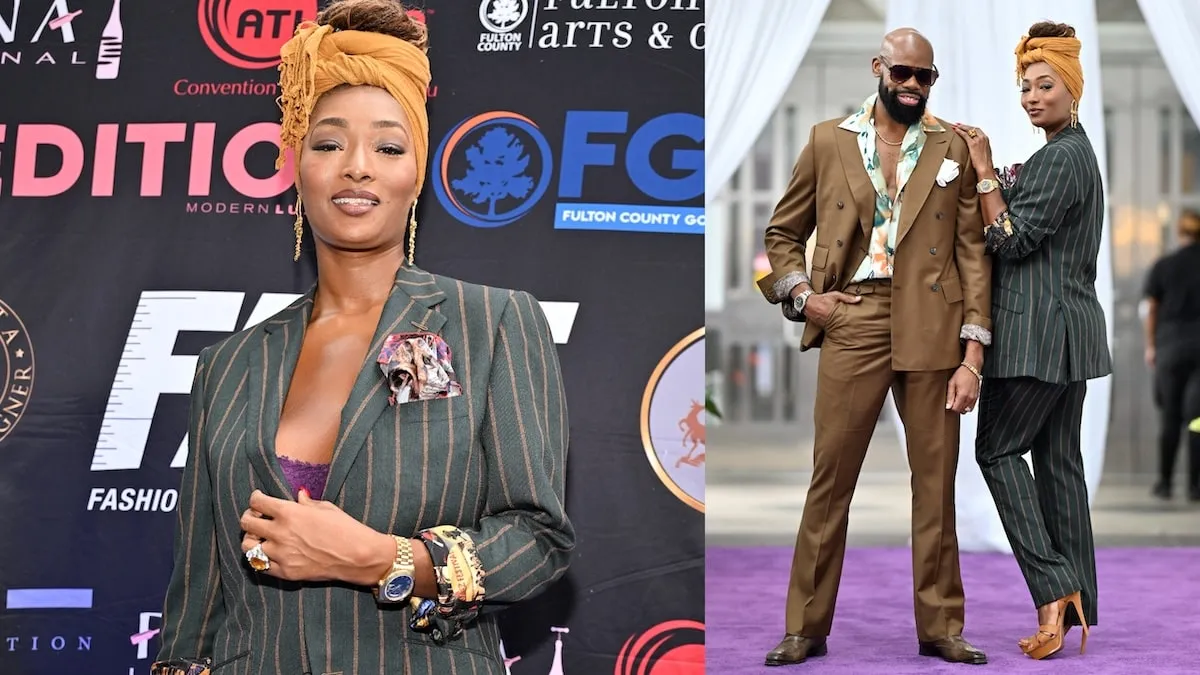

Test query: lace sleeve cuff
[960,324,992,346]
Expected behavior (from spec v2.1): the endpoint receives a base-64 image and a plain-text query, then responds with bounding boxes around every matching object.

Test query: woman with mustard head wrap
[951,21,1111,661]
[154,2,574,674]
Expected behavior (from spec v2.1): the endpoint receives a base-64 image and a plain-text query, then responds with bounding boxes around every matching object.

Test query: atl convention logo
[640,329,704,512]
[0,298,34,444]
[197,0,317,69]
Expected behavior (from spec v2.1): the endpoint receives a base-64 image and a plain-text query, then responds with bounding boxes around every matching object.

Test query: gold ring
[968,128,978,138]
[246,542,270,572]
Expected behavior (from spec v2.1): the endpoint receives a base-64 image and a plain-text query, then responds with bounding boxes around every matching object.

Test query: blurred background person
[1143,209,1200,502]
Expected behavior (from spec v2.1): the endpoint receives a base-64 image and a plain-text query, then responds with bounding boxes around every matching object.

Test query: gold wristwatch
[976,178,1000,194]
[376,536,416,603]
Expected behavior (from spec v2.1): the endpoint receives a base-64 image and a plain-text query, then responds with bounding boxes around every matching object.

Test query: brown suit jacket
[757,114,992,371]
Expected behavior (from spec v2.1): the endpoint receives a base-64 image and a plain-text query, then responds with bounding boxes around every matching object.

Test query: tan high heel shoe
[1020,591,1089,660]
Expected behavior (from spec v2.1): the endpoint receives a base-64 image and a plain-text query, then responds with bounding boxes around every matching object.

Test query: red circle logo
[198,0,318,69]
[614,620,704,675]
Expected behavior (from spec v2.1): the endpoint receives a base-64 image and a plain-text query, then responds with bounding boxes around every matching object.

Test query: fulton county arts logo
[615,620,704,675]
[476,0,528,52]
[640,328,704,513]
[198,0,318,69]
[432,111,554,228]
[0,297,35,444]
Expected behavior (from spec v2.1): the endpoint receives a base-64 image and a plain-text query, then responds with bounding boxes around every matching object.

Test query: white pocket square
[935,158,960,187]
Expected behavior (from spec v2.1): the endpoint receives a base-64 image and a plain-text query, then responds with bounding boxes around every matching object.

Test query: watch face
[383,575,414,602]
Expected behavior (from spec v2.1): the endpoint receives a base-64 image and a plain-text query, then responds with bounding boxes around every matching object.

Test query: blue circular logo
[432,111,553,228]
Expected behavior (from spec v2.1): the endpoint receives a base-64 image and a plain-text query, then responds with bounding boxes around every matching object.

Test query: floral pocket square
[377,332,463,406]
[935,158,960,187]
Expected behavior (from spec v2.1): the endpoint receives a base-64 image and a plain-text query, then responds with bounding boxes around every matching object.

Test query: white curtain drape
[1137,0,1200,130]
[704,0,832,204]
[885,0,1114,553]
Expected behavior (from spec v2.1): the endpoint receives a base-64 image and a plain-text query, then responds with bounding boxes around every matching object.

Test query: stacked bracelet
[407,526,486,645]
[960,361,983,383]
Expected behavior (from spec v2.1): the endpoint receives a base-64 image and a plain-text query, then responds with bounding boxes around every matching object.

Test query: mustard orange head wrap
[275,21,433,194]
[1014,33,1084,103]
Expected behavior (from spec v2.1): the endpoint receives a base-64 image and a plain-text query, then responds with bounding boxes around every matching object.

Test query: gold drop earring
[407,197,419,265]
[1070,100,1079,128]
[293,191,304,262]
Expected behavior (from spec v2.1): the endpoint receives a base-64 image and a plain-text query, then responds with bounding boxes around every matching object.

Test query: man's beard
[878,77,927,127]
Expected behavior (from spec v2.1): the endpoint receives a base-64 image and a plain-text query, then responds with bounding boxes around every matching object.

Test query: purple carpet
[707,547,1200,673]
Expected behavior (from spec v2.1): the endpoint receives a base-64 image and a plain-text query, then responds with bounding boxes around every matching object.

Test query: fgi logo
[433,110,704,235]
[432,112,553,229]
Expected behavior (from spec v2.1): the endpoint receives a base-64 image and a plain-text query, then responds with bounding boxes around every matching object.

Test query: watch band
[793,289,814,315]
[976,178,1000,194]
[376,536,416,603]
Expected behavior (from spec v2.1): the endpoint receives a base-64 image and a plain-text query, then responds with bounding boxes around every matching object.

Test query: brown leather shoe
[918,635,987,664]
[764,634,828,666]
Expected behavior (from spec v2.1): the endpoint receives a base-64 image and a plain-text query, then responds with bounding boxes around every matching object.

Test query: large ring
[967,128,978,138]
[246,542,270,572]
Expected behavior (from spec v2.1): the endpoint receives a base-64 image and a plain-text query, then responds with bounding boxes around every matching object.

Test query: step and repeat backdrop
[0,1,704,673]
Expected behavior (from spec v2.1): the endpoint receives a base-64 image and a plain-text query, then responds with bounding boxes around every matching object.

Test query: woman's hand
[951,123,995,175]
[946,366,981,414]
[240,489,394,586]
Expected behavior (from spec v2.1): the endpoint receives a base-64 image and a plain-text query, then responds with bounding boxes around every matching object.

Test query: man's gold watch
[376,536,416,604]
[976,178,1000,194]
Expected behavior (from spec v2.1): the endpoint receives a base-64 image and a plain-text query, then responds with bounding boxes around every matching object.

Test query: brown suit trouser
[786,281,965,641]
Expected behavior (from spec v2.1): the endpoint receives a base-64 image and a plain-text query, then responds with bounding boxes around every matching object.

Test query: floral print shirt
[837,94,945,282]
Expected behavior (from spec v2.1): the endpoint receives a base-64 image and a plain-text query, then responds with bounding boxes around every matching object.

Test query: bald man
[757,29,991,665]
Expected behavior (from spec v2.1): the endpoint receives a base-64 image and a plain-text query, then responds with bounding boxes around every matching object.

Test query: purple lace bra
[277,455,331,500]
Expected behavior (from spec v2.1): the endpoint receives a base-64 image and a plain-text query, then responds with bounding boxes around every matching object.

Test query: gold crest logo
[640,328,704,513]
[0,298,34,443]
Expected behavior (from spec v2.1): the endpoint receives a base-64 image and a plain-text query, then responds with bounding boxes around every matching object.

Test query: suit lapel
[322,264,448,503]
[244,291,314,499]
[836,127,877,240]
[896,131,951,245]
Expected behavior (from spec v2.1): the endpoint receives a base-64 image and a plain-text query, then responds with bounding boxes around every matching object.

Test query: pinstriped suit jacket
[156,264,574,675]
[984,124,1113,383]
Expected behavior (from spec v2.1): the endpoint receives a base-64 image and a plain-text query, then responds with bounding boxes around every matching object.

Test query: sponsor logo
[433,112,554,229]
[475,0,703,52]
[0,121,299,214]
[130,611,161,662]
[197,0,316,70]
[2,588,94,655]
[432,110,703,234]
[86,291,578,491]
[615,620,703,675]
[0,298,34,444]
[477,0,528,53]
[640,329,704,512]
[499,626,569,674]
[0,0,124,79]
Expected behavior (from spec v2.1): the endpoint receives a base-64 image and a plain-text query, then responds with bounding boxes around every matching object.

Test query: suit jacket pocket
[397,396,470,422]
[993,287,1025,314]
[811,245,829,270]
[939,277,963,304]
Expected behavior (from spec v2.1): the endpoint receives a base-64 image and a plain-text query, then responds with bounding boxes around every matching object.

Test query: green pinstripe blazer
[983,124,1113,384]
[156,264,574,675]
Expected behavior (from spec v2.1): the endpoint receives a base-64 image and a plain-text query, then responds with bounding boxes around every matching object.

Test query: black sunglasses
[879,56,939,87]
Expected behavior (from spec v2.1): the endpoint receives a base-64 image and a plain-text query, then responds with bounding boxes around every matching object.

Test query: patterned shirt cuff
[960,324,992,346]
[769,270,810,304]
